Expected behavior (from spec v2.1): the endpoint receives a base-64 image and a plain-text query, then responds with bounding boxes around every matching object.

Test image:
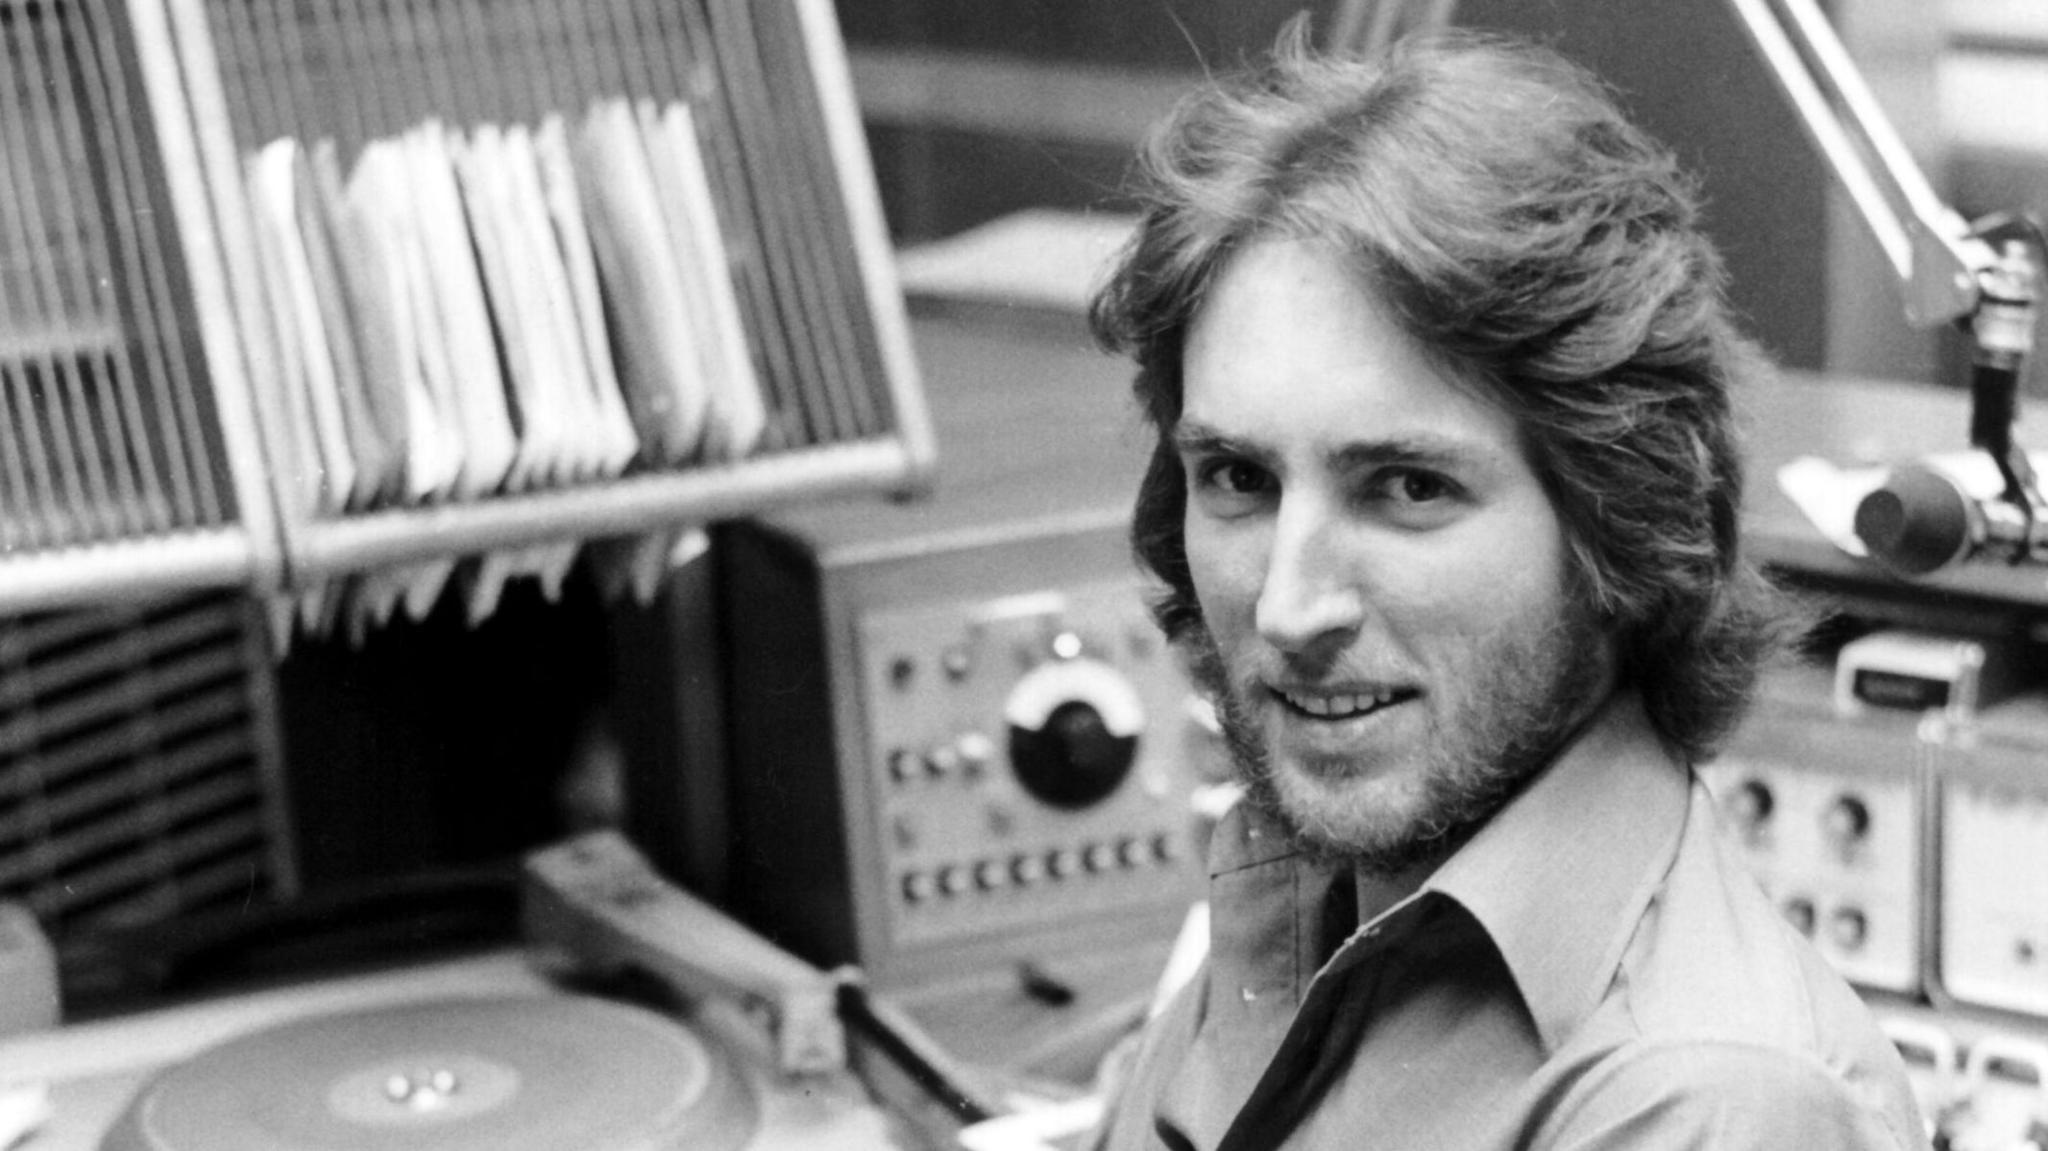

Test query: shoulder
[1536,781,1927,1148]
[1533,1038,1924,1150]
[1614,784,1914,1069]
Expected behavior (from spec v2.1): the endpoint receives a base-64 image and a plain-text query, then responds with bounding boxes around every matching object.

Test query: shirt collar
[1411,692,1691,1053]
[1206,799,1307,877]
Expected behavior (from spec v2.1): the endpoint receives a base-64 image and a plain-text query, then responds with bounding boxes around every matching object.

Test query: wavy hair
[1090,27,1791,763]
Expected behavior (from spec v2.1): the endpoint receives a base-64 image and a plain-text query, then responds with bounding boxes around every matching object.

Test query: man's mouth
[1274,686,1417,719]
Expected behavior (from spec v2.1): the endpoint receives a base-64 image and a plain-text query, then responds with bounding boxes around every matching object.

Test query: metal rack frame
[1,0,933,614]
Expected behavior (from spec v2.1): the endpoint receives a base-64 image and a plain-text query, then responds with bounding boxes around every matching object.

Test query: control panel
[1698,640,2048,1147]
[1935,698,2048,1018]
[858,584,1197,950]
[1700,667,1930,994]
[714,508,1209,1076]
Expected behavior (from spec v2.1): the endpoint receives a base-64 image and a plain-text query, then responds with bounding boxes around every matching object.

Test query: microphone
[1852,463,2042,574]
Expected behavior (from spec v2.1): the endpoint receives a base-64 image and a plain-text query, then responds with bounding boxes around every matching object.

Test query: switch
[975,859,1009,891]
[1823,794,1872,861]
[942,643,975,682]
[1725,777,1774,835]
[1085,842,1117,872]
[1828,907,1868,951]
[1783,896,1816,936]
[955,731,996,778]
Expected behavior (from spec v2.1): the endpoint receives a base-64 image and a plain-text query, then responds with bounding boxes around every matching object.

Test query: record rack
[0,0,932,628]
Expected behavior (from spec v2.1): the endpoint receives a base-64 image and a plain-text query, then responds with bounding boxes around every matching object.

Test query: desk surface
[1738,369,2048,631]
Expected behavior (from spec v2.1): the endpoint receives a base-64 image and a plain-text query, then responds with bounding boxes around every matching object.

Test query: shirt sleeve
[1534,1039,1926,1150]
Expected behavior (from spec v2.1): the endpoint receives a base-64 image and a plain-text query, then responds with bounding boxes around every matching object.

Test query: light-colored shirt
[1094,695,1927,1150]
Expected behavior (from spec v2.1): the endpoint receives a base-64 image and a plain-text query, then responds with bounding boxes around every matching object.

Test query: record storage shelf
[0,0,932,615]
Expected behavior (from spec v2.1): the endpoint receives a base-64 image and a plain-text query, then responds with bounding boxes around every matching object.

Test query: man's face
[1176,238,1613,873]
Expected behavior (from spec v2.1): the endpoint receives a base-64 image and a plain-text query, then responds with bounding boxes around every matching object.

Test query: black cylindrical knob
[1009,700,1139,808]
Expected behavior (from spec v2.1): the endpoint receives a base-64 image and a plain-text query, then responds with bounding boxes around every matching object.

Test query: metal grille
[0,0,236,553]
[0,591,294,932]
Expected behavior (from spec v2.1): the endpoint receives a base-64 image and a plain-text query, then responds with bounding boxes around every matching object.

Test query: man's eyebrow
[1173,420,1496,472]
[1330,435,1494,472]
[1169,421,1254,458]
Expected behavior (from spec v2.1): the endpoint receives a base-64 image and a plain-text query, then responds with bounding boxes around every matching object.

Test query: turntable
[99,995,756,1151]
[2,959,900,1151]
[0,833,925,1151]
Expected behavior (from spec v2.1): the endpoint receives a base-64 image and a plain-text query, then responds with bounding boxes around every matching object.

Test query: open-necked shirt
[1093,694,1927,1150]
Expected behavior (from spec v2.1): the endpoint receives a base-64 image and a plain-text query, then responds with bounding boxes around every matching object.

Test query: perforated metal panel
[1,0,238,551]
[0,591,294,933]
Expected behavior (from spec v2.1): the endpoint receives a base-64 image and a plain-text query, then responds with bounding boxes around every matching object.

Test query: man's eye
[1390,469,1452,503]
[1361,467,1464,521]
[1199,459,1271,495]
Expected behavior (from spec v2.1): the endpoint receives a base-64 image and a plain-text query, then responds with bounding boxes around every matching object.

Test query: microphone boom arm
[1729,0,2045,565]
[1726,0,1989,325]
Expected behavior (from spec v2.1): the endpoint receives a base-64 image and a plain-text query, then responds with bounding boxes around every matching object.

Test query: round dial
[1004,656,1145,809]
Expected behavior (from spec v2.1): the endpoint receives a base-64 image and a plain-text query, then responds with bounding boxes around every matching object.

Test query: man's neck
[1353,854,1444,928]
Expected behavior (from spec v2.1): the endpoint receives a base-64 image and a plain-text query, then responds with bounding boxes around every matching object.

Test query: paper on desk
[1776,450,2048,559]
[0,1081,49,1151]
[957,1095,1105,1151]
[895,209,1139,313]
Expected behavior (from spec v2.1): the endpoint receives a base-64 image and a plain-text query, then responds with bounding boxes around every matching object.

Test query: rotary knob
[1005,656,1145,809]
[1822,794,1871,862]
[1725,777,1774,833]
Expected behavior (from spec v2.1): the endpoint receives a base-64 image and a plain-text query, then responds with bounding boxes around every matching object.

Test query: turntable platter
[100,995,758,1151]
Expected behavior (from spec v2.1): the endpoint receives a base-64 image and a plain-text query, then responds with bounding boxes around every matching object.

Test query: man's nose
[1254,497,1364,657]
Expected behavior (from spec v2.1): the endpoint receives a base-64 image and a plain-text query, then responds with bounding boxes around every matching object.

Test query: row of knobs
[887,733,998,784]
[1781,896,1870,951]
[1724,777,1873,861]
[899,833,1179,903]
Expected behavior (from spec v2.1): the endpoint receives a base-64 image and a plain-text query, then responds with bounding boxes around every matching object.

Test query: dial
[1004,656,1145,809]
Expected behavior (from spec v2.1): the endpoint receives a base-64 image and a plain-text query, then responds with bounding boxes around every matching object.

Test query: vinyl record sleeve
[404,120,517,499]
[502,124,604,486]
[295,142,399,509]
[536,114,641,478]
[243,141,340,518]
[573,99,709,467]
[346,140,464,502]
[252,140,359,513]
[453,124,560,492]
[651,100,766,461]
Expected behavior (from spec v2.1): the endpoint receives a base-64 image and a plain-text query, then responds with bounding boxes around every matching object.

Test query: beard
[1180,599,1614,877]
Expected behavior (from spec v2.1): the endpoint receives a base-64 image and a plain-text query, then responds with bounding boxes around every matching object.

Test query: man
[1086,26,1926,1151]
